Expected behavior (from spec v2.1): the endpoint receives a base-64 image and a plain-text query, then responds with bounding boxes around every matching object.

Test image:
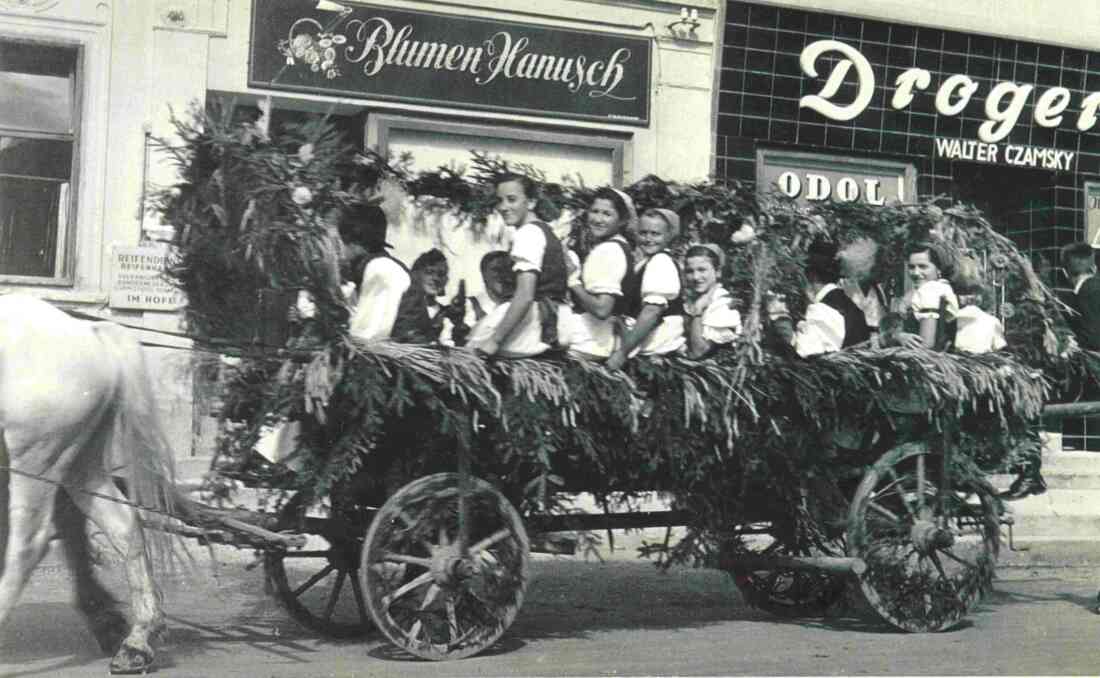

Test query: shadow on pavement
[0,602,107,676]
[366,636,527,662]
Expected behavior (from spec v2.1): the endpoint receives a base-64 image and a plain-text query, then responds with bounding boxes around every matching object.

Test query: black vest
[529,220,568,302]
[574,236,636,316]
[622,251,683,319]
[902,294,958,352]
[522,220,569,347]
[360,251,441,344]
[820,287,871,348]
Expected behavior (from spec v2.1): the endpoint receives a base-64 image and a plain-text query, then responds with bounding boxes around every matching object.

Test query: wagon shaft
[1040,400,1100,420]
[725,554,867,576]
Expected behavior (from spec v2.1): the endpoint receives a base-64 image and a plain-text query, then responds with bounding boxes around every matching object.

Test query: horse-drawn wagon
[156,103,1092,660]
[4,103,1090,674]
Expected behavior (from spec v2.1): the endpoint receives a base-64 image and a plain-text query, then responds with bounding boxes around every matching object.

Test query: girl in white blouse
[467,173,572,357]
[904,241,959,350]
[606,208,685,369]
[566,187,636,360]
[681,244,741,358]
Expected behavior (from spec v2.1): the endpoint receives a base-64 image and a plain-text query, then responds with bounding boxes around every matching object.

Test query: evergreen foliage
[152,103,1087,566]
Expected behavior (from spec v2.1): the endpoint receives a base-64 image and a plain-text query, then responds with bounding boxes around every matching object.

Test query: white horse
[0,294,177,674]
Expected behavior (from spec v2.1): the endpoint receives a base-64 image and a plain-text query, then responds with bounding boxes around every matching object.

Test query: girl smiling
[566,187,637,360]
[681,244,741,359]
[606,208,685,369]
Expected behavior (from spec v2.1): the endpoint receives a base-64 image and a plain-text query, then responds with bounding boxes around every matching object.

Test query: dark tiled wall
[716,1,1100,450]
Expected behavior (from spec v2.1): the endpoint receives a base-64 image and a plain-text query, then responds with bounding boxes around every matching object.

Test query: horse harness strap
[0,465,180,519]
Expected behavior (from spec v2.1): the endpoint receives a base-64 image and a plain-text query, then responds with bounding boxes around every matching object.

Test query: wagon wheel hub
[910,519,954,554]
[430,544,471,587]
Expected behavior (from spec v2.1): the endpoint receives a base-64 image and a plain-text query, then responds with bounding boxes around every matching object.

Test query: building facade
[715,0,1100,451]
[0,0,719,458]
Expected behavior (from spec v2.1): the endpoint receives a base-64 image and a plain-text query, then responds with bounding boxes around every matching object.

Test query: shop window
[370,114,628,302]
[0,39,80,281]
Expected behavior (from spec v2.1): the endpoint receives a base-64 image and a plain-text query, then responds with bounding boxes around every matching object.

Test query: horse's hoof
[108,645,154,675]
[89,610,128,655]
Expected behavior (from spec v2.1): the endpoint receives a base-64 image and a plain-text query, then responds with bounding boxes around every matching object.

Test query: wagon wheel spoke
[885,469,918,520]
[381,571,434,608]
[915,453,927,516]
[349,568,371,627]
[282,550,335,558]
[928,552,964,605]
[323,571,347,622]
[446,598,460,643]
[867,501,903,525]
[420,583,442,610]
[292,563,335,598]
[469,528,511,556]
[380,552,433,568]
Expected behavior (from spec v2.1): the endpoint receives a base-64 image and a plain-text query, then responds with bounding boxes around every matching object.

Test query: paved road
[2,540,1099,677]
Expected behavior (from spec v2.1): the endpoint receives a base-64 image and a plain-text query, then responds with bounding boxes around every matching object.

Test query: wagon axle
[430,544,477,587]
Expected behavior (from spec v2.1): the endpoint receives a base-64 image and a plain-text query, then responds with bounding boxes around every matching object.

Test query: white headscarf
[609,188,638,233]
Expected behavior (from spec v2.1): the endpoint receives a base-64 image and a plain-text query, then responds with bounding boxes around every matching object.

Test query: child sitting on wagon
[467,173,572,358]
[793,239,870,357]
[954,282,1007,354]
[338,203,414,342]
[606,208,686,370]
[565,187,637,360]
[681,243,741,359]
[882,241,959,351]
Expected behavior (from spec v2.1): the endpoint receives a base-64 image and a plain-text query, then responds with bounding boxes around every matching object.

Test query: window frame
[0,35,83,286]
[369,114,631,187]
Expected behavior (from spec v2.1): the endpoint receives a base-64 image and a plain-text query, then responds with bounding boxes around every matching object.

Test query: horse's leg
[0,448,60,629]
[55,490,127,655]
[69,473,164,675]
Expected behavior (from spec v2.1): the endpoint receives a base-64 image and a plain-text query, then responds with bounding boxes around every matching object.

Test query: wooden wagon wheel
[264,493,374,638]
[361,472,529,660]
[848,441,999,632]
[729,529,849,618]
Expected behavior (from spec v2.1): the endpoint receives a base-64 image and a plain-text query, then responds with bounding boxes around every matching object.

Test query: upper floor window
[0,39,80,281]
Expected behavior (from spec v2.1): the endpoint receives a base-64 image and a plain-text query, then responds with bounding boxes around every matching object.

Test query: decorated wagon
[149,102,1098,660]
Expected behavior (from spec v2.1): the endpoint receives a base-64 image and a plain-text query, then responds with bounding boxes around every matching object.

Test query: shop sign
[249,0,650,126]
[758,149,915,206]
[933,138,1077,172]
[797,39,1100,144]
[110,245,184,311]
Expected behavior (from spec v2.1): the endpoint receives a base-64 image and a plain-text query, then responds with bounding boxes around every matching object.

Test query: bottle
[449,279,471,346]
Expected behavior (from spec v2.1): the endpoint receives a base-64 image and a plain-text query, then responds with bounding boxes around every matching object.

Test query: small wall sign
[110,245,184,311]
[758,149,916,206]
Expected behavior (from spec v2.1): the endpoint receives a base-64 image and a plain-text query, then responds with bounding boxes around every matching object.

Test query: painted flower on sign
[277,20,343,80]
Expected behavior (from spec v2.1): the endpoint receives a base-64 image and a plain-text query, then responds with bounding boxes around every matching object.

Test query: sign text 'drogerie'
[797,39,1100,145]
[249,0,651,125]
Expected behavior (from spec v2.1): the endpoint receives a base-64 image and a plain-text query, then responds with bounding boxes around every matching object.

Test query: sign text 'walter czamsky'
[249,0,650,125]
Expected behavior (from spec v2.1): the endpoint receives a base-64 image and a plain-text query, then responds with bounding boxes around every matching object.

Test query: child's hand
[891,332,925,350]
[606,350,627,371]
